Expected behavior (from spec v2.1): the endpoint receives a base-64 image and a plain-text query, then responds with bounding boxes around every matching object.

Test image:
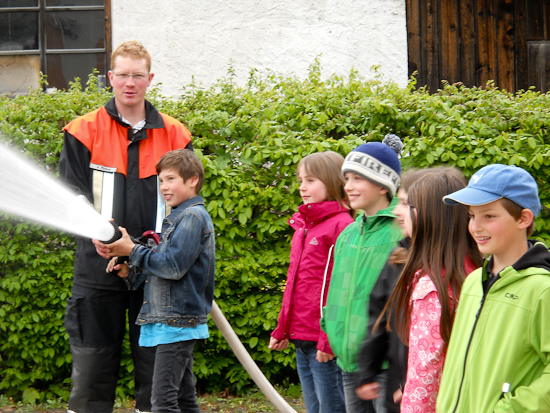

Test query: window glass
[46,0,103,5]
[45,11,104,49]
[0,12,39,51]
[0,1,38,6]
[0,0,107,94]
[46,52,105,90]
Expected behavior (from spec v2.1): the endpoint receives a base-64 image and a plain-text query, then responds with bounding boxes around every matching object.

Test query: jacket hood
[289,201,351,230]
[513,240,550,272]
[487,240,550,290]
[354,200,398,233]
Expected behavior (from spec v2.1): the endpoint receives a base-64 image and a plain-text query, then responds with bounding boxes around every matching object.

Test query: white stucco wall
[112,0,407,97]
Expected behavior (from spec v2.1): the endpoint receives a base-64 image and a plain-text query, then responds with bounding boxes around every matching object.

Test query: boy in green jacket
[438,164,550,412]
[321,135,403,413]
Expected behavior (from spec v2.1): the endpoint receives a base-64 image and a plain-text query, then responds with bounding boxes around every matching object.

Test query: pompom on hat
[342,134,403,198]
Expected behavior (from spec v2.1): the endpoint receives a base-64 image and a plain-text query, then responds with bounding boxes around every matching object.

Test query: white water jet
[0,141,115,241]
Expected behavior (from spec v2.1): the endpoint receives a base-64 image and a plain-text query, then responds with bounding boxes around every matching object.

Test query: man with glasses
[59,40,193,413]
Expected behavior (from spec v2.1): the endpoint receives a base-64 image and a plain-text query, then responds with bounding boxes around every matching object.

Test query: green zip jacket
[321,202,401,373]
[437,241,550,412]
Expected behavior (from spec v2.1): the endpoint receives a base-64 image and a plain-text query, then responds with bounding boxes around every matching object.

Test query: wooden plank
[426,0,440,91]
[527,41,550,92]
[496,0,515,91]
[527,43,537,89]
[528,42,542,91]
[419,0,431,89]
[406,0,422,86]
[459,0,477,87]
[526,0,544,40]
[105,0,112,71]
[440,0,461,85]
[515,0,528,91]
[476,0,497,88]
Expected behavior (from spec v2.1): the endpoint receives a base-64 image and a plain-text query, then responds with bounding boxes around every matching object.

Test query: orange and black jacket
[59,97,192,290]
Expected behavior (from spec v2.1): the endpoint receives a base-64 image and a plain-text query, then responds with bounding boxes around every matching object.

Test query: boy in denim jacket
[100,148,215,412]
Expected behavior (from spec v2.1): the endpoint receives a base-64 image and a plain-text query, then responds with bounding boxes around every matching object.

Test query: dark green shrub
[1,66,549,402]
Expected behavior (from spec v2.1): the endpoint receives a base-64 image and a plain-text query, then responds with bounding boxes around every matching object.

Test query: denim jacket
[127,196,215,328]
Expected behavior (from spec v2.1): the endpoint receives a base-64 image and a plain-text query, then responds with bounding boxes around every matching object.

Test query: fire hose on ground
[209,301,297,413]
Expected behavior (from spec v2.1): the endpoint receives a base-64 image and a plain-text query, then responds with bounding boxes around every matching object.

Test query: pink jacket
[402,258,478,413]
[271,201,353,354]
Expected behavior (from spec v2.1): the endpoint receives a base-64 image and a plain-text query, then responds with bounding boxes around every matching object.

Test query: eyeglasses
[111,72,149,81]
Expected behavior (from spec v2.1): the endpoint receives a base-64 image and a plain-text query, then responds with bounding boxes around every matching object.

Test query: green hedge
[1,65,550,403]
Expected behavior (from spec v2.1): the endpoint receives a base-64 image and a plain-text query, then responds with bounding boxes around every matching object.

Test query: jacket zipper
[452,275,500,412]
[287,227,308,338]
[342,217,365,366]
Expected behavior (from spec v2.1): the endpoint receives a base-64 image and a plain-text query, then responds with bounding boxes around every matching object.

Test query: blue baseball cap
[443,164,541,217]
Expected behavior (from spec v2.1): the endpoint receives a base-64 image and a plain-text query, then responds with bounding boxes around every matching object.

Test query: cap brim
[443,187,503,206]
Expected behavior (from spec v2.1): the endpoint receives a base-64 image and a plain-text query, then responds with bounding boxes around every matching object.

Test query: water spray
[0,141,118,242]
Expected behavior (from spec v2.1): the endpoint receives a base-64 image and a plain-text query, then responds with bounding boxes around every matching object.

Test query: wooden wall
[406,0,550,93]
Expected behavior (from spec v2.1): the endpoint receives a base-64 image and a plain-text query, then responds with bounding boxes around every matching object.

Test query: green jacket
[437,241,550,412]
[321,203,401,372]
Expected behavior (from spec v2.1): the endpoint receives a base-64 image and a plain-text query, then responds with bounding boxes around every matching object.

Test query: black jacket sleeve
[59,130,93,201]
[357,258,400,385]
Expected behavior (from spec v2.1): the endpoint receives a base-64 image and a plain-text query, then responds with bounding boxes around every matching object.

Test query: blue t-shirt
[139,323,209,347]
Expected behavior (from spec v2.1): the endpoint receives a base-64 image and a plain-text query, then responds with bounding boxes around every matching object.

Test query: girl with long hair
[356,168,438,413]
[383,169,482,412]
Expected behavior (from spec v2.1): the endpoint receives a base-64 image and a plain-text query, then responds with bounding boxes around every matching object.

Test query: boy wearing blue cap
[437,164,550,412]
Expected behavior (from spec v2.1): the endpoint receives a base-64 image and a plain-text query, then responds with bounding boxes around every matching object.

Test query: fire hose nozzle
[103,221,123,244]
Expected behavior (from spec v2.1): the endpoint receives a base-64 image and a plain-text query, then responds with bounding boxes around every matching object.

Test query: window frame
[0,0,111,90]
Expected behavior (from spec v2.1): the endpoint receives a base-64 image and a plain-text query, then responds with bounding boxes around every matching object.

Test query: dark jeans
[64,284,155,413]
[151,340,200,413]
[295,343,346,413]
[342,369,388,413]
[342,370,376,413]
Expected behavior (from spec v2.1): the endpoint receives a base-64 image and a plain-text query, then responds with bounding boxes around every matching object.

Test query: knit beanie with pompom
[341,134,403,198]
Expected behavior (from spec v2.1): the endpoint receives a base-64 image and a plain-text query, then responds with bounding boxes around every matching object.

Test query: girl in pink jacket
[382,169,482,413]
[269,151,354,413]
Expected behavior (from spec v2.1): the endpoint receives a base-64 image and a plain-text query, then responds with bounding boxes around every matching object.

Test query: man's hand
[92,237,112,259]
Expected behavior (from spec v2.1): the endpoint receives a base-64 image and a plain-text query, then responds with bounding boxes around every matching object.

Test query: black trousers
[151,340,200,413]
[64,284,156,413]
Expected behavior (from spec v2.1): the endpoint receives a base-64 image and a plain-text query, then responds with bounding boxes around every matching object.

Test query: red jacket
[272,201,353,354]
